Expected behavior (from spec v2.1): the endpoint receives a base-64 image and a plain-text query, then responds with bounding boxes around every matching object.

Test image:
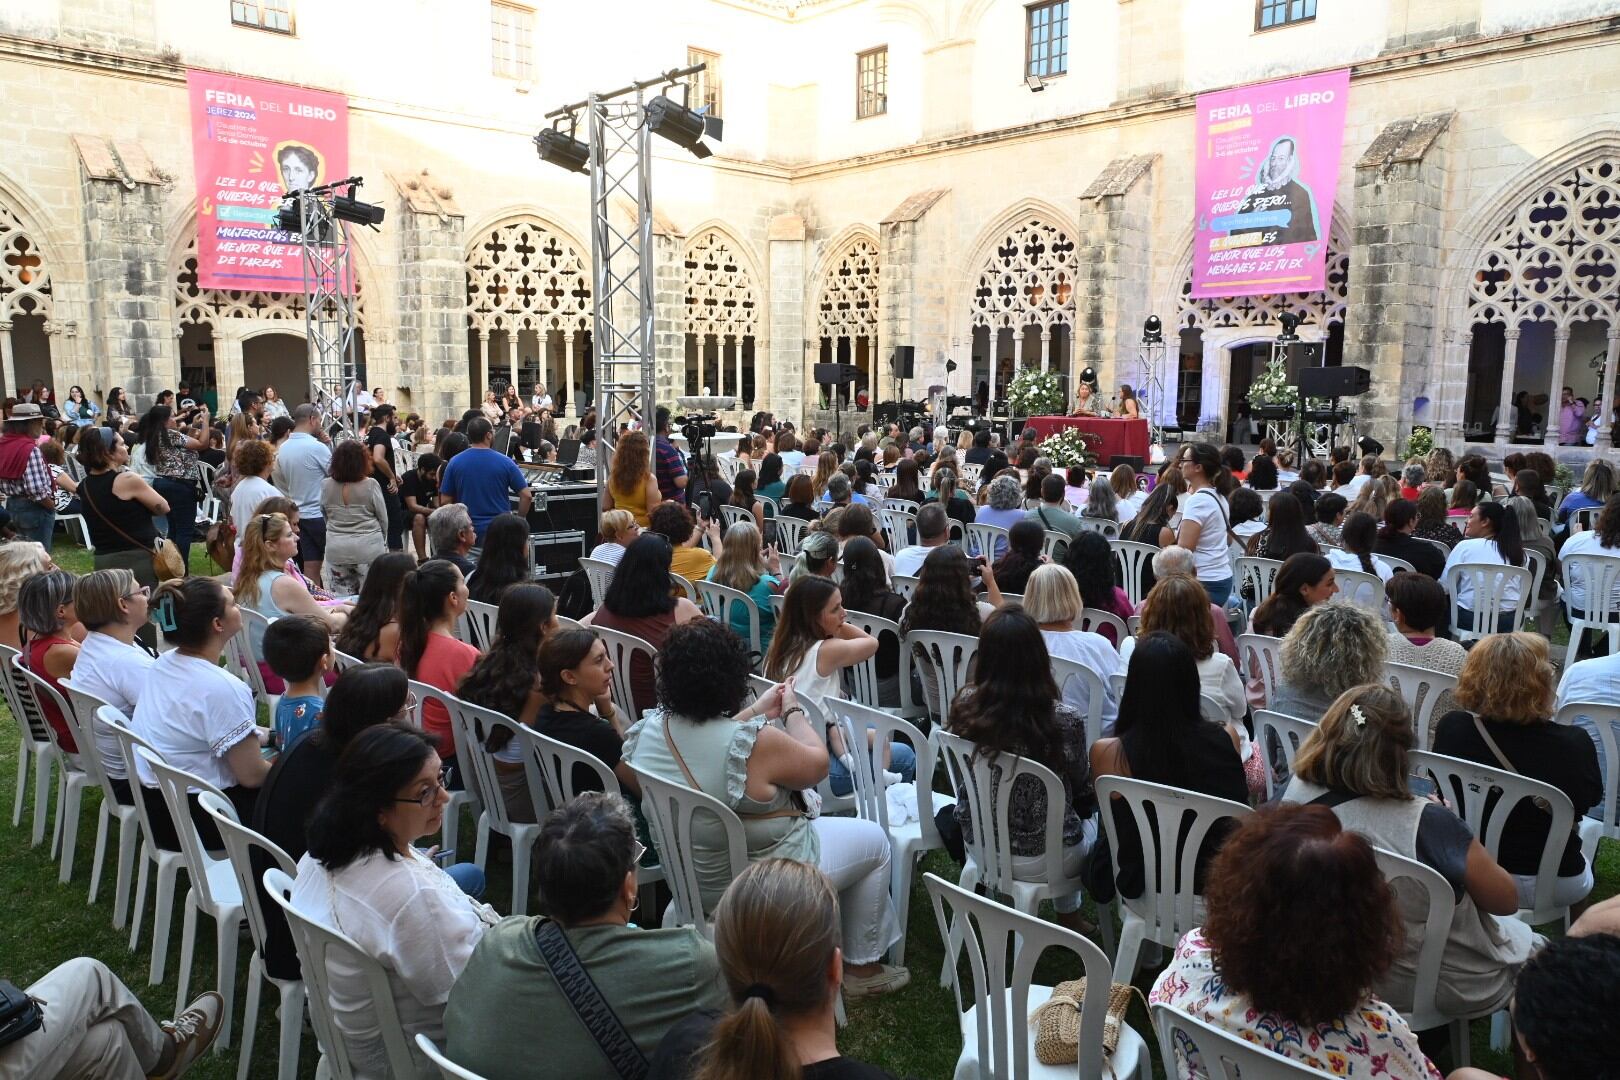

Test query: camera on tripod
[675,413,718,444]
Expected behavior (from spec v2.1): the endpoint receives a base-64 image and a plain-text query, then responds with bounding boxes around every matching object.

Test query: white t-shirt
[1120,636,1251,758]
[893,544,936,578]
[70,631,154,780]
[1041,629,1120,738]
[131,650,256,791]
[1557,529,1620,612]
[1326,547,1396,583]
[1442,536,1523,612]
[290,848,499,1078]
[1180,488,1232,582]
[1342,474,1371,499]
[588,541,627,568]
[231,475,283,540]
[532,393,554,411]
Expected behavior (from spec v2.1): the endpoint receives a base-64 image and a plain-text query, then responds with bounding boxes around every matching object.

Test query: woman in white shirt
[1174,443,1235,606]
[291,723,499,1078]
[131,577,269,850]
[1558,495,1620,614]
[229,437,282,542]
[1326,510,1397,583]
[1023,564,1120,739]
[64,568,154,803]
[1442,500,1528,635]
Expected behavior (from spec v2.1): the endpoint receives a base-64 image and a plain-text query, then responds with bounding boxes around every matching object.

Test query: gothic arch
[463,214,593,335]
[171,233,371,329]
[811,229,880,343]
[0,179,64,399]
[959,199,1080,335]
[683,225,762,404]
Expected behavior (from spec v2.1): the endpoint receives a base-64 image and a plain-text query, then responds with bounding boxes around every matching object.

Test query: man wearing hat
[0,403,55,549]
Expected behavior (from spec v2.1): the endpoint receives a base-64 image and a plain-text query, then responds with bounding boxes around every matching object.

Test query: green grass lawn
[1,539,1605,1078]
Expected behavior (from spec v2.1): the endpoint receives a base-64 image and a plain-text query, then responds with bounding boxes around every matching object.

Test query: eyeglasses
[122,586,151,600]
[392,691,419,721]
[629,839,647,868]
[392,765,451,808]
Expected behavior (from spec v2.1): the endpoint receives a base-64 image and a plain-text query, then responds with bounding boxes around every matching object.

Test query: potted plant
[1036,427,1099,469]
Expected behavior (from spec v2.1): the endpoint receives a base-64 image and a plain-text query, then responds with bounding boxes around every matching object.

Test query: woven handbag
[1030,978,1146,1066]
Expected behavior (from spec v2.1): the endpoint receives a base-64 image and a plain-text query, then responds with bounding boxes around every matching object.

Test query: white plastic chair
[1443,562,1534,642]
[626,762,749,937]
[262,867,421,1080]
[695,578,763,657]
[60,680,141,927]
[1039,530,1071,562]
[416,1034,489,1080]
[1112,540,1159,607]
[140,750,246,1050]
[198,792,305,1080]
[926,872,1150,1080]
[773,514,810,556]
[6,652,88,871]
[407,680,482,854]
[1384,661,1459,750]
[1334,567,1385,613]
[0,642,61,847]
[1078,607,1128,643]
[456,598,499,652]
[1370,846,1476,1067]
[1381,555,1418,576]
[907,629,979,725]
[101,710,188,985]
[578,556,616,608]
[718,503,754,530]
[331,648,367,672]
[1252,710,1318,802]
[1076,517,1121,539]
[965,522,1009,561]
[842,610,903,711]
[1152,1003,1328,1078]
[1571,505,1603,532]
[1561,552,1620,667]
[448,698,545,914]
[591,625,659,727]
[227,610,277,711]
[1236,557,1284,608]
[1554,700,1620,840]
[1049,656,1111,755]
[892,573,920,600]
[1092,775,1253,983]
[1235,633,1283,710]
[669,573,698,602]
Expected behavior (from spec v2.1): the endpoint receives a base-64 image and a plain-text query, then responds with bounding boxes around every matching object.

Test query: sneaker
[842,963,911,998]
[148,991,224,1079]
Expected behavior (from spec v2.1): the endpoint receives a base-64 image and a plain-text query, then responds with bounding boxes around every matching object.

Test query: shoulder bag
[533,919,649,1080]
[664,717,807,821]
[0,979,43,1048]
[1472,716,1555,814]
[81,477,186,581]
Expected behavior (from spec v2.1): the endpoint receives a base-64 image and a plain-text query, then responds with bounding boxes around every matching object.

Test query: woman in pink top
[398,559,479,784]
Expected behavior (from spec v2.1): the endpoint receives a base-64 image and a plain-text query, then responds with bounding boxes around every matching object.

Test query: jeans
[443,861,486,901]
[151,476,197,572]
[1456,606,1517,635]
[1202,575,1234,607]
[381,485,406,551]
[827,740,917,797]
[0,957,169,1080]
[7,496,55,552]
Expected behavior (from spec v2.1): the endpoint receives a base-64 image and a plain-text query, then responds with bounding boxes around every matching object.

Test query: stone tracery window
[971,217,1077,334]
[174,236,367,327]
[0,204,53,321]
[815,236,879,403]
[683,228,759,403]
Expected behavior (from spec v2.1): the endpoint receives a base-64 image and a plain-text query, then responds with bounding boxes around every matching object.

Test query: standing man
[0,403,56,548]
[438,417,532,543]
[272,404,333,585]
[1559,386,1587,446]
[367,403,406,551]
[653,406,687,504]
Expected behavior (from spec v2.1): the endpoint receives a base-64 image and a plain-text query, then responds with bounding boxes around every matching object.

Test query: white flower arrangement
[1007,367,1066,417]
[1249,357,1299,408]
[1037,428,1098,468]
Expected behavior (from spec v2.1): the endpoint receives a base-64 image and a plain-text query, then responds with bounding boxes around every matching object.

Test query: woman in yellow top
[605,429,661,527]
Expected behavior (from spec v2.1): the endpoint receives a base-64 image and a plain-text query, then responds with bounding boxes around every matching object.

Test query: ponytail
[1477,501,1525,567]
[398,559,464,675]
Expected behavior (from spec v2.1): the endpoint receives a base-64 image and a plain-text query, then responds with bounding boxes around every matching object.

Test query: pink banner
[1191,69,1350,299]
[186,70,348,291]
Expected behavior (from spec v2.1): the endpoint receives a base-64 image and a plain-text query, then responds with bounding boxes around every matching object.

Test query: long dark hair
[763,575,839,682]
[459,584,555,750]
[398,559,464,676]
[305,722,438,871]
[888,457,924,503]
[1341,511,1379,575]
[335,552,414,660]
[151,577,230,650]
[1474,500,1525,567]
[603,534,677,618]
[316,663,410,752]
[838,536,892,614]
[992,519,1045,592]
[467,512,531,603]
[899,546,981,637]
[1379,498,1418,542]
[947,608,1064,765]
[1123,481,1177,542]
[757,453,783,488]
[1259,491,1318,559]
[731,468,757,509]
[138,404,173,464]
[1114,631,1204,780]
[1251,552,1333,637]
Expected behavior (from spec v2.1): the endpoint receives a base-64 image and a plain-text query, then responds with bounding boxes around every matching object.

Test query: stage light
[1357,435,1385,457]
[945,359,958,374]
[273,199,301,233]
[645,94,722,159]
[1080,366,1099,387]
[1277,311,1302,339]
[332,194,385,228]
[1142,315,1163,344]
[535,125,590,174]
[1025,74,1047,92]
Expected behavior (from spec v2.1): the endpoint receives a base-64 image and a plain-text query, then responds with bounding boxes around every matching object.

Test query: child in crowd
[265,613,333,748]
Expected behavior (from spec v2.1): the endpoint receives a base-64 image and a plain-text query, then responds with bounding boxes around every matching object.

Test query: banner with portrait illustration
[185,70,349,291]
[1191,69,1350,299]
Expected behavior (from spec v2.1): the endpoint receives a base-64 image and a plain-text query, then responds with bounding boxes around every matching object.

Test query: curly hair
[986,474,1023,510]
[1060,531,1117,609]
[0,541,50,615]
[1201,803,1401,1027]
[328,438,371,484]
[233,436,273,478]
[1512,934,1620,1080]
[900,545,981,637]
[657,617,752,720]
[609,430,651,494]
[1279,599,1386,695]
[1453,631,1555,723]
[1136,574,1215,660]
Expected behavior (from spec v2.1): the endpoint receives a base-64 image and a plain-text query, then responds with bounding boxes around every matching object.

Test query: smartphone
[431,848,457,865]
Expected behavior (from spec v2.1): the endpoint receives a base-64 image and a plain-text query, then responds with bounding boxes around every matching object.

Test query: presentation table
[1021,416,1151,465]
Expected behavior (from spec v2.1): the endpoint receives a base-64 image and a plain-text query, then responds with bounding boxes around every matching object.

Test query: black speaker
[814,363,861,385]
[1113,455,1146,473]
[1297,365,1371,398]
[891,346,915,380]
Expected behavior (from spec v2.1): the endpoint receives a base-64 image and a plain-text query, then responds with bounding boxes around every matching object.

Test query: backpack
[556,569,595,621]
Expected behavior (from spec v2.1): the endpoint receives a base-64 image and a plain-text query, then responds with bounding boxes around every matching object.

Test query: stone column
[1040,329,1053,373]
[1345,113,1454,452]
[1598,328,1620,452]
[767,215,807,420]
[390,171,467,427]
[504,332,517,391]
[214,328,245,401]
[476,331,490,399]
[651,230,688,413]
[1076,156,1158,397]
[1495,327,1522,444]
[0,322,13,398]
[879,190,951,399]
[1546,328,1572,447]
[1435,329,1472,446]
[564,332,578,417]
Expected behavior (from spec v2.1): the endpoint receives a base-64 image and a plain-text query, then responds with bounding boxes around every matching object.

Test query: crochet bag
[1030,978,1143,1067]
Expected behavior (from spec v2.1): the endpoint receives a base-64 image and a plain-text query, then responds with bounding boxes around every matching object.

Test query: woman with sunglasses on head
[291,723,501,1078]
[73,425,169,609]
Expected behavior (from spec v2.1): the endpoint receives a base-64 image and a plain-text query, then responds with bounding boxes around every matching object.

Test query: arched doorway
[244,332,313,403]
[683,228,761,411]
[814,235,879,407]
[0,201,56,399]
[969,215,1077,412]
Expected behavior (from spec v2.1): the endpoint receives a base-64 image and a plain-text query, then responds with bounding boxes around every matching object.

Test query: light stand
[1137,315,1168,448]
[282,177,371,441]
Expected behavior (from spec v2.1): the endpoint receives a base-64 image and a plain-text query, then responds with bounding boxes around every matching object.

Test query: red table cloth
[1022,416,1151,465]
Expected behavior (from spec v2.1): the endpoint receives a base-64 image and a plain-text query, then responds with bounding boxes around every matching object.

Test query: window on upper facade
[688,47,722,118]
[491,2,535,81]
[1257,0,1317,31]
[857,46,888,118]
[1026,1,1069,79]
[231,0,293,34]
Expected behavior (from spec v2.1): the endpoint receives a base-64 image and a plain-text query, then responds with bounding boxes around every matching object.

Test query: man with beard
[1227,136,1319,246]
[366,403,406,550]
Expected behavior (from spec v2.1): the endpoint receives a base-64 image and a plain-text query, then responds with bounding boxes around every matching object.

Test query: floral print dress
[1150,930,1441,1079]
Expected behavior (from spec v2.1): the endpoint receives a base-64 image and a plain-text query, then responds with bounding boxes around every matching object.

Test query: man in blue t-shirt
[438,416,532,541]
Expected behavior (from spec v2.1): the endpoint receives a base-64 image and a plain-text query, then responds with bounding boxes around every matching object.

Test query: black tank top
[79,471,158,553]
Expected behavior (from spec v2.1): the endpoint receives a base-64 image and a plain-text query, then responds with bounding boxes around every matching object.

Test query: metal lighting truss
[291,185,363,440]
[1136,335,1168,448]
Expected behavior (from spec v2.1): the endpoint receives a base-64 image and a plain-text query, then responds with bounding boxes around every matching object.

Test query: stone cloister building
[3,0,1620,458]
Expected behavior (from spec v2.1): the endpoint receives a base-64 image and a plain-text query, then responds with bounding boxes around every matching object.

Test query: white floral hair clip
[1349,703,1368,730]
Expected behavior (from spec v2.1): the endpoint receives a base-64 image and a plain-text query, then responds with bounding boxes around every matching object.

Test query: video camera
[675,412,718,445]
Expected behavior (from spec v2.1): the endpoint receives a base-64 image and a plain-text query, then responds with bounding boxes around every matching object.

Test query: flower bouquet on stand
[1007,367,1066,421]
[1037,427,1099,470]
[1249,357,1299,410]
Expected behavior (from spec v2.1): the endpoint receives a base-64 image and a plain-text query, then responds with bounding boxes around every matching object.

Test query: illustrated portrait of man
[1226,136,1320,246]
[276,142,323,193]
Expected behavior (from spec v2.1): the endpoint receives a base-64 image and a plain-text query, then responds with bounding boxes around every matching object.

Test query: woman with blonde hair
[1283,684,1531,1018]
[1434,632,1601,908]
[810,450,841,500]
[1023,563,1119,736]
[1269,599,1386,720]
[0,540,51,650]
[605,429,660,527]
[708,520,783,650]
[235,513,346,689]
[1109,463,1143,523]
[588,507,640,567]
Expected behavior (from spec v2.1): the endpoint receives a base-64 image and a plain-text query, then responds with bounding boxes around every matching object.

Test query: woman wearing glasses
[292,722,500,1078]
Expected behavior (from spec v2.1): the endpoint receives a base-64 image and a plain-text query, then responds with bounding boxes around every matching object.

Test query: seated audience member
[1558,493,1620,626]
[1149,545,1239,662]
[398,559,479,783]
[883,456,924,505]
[590,508,641,568]
[133,577,269,849]
[1384,573,1467,719]
[457,584,556,823]
[291,723,501,1076]
[19,569,81,754]
[927,467,976,531]
[65,568,153,801]
[728,468,767,533]
[990,518,1045,595]
[1062,530,1135,640]
[653,499,720,585]
[891,502,951,577]
[708,520,783,650]
[400,452,441,560]
[445,793,725,1077]
[1377,498,1447,579]
[1249,552,1337,638]
[1414,485,1463,548]
[649,859,903,1080]
[1088,632,1248,900]
[1119,481,1178,563]
[1433,633,1601,909]
[1112,464,1148,522]
[1023,564,1119,735]
[1028,472,1085,539]
[1227,487,1266,564]
[0,958,222,1079]
[1150,804,1441,1080]
[1248,489,1319,561]
[1246,454,1279,492]
[1272,600,1387,719]
[900,546,996,718]
[1282,685,1532,1018]
[428,502,478,578]
[833,503,890,566]
[1399,462,1426,502]
[0,541,51,650]
[974,475,1026,554]
[1328,509,1396,582]
[839,537,909,707]
[465,510,528,604]
[1553,457,1614,532]
[263,613,332,748]
[624,620,908,996]
[787,529,840,586]
[333,551,414,663]
[778,474,820,522]
[1443,500,1527,635]
[948,607,1097,929]
[1081,475,1118,523]
[583,533,704,715]
[1449,479,1481,519]
[234,512,347,691]
[1308,491,1348,551]
[1507,495,1560,612]
[531,628,639,796]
